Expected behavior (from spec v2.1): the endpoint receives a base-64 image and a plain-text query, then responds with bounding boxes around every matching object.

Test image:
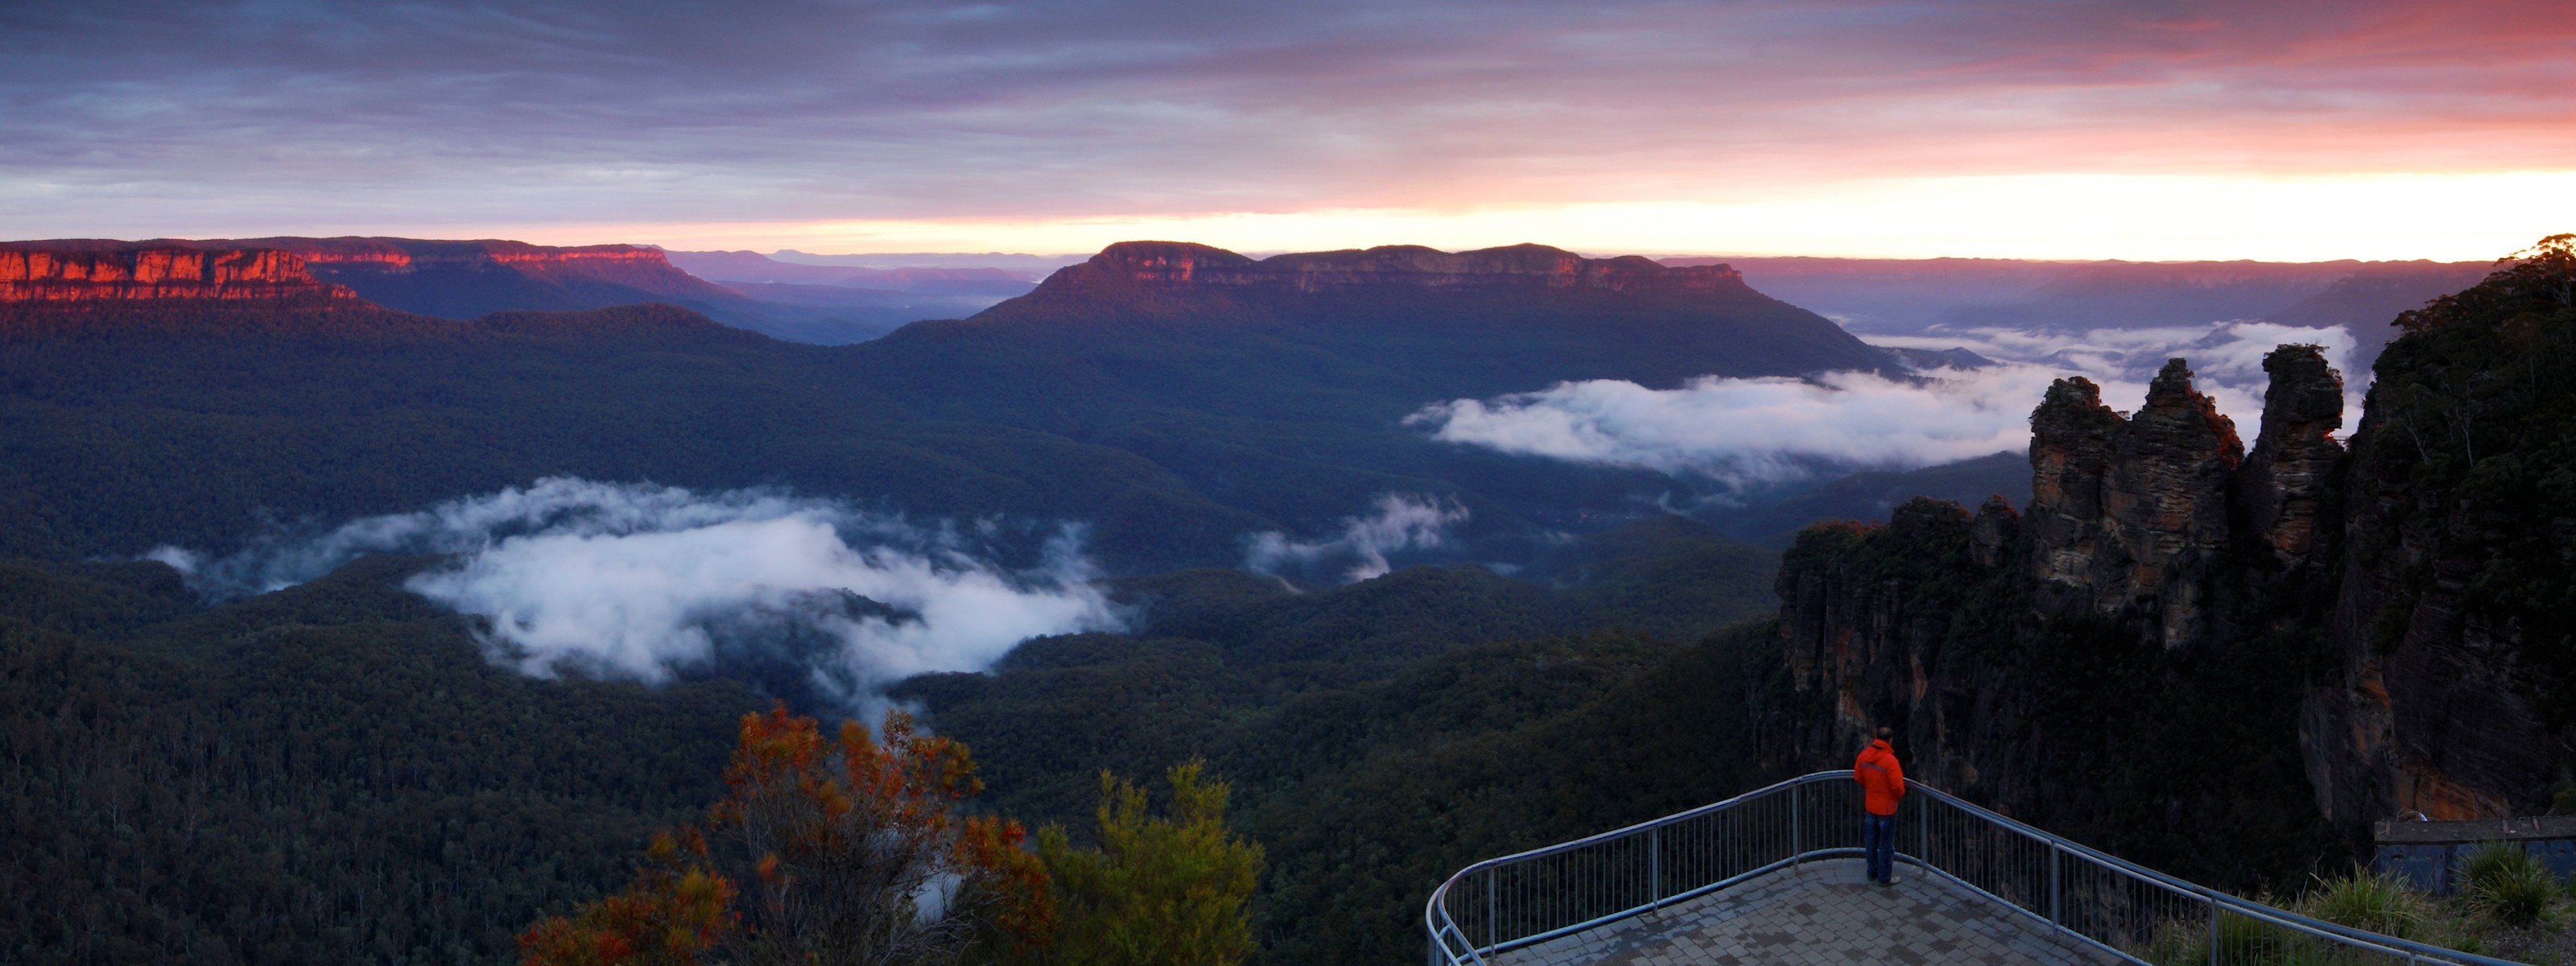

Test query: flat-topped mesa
[2025,359,2246,648]
[2237,345,2345,568]
[150,237,742,316]
[1043,241,1752,296]
[0,246,355,303]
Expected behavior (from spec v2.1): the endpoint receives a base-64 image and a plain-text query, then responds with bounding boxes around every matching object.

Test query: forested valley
[2,506,1790,963]
[10,238,2570,964]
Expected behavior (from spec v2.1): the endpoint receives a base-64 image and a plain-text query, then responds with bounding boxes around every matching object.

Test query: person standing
[1853,726,1905,886]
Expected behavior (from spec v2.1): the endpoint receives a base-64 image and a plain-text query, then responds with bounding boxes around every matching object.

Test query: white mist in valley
[1243,493,1469,584]
[147,478,1125,704]
[1410,320,2359,486]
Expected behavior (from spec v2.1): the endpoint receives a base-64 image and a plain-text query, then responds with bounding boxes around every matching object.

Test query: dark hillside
[0,300,1261,570]
[0,555,764,964]
[1,241,1885,572]
[892,515,1784,962]
[1725,451,2030,545]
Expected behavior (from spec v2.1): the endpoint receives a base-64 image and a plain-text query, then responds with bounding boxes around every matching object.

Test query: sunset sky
[6,0,2572,260]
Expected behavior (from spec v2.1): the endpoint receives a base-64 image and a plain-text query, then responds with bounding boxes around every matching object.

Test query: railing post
[1649,825,1662,909]
[1790,782,1802,864]
[1916,793,1928,872]
[2207,895,2219,966]
[2047,842,2062,926]
[1484,867,1496,956]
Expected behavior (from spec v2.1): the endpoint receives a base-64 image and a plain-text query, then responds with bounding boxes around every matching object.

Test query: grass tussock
[2461,842,2557,929]
[2130,864,2576,966]
[2297,869,2429,939]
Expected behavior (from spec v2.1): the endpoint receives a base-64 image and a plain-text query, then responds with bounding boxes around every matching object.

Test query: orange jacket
[1854,739,1905,815]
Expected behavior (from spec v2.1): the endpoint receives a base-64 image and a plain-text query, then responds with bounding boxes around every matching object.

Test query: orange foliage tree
[521,703,1052,965]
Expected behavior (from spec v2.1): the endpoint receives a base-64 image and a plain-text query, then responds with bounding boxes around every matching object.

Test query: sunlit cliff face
[0,247,354,302]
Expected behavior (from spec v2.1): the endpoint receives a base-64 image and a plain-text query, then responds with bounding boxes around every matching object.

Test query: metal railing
[1425,772,2519,965]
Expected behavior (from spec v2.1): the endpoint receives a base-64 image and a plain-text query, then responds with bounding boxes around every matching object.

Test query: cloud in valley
[1411,369,2058,489]
[149,478,1123,702]
[1244,494,1468,583]
[1410,322,2356,488]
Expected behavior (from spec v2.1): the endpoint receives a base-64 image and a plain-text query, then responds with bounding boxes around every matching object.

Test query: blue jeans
[1862,812,1897,883]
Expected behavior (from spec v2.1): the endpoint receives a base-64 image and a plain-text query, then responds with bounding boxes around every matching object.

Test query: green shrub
[2460,842,2557,928]
[2297,869,2429,939]
[2141,909,2356,966]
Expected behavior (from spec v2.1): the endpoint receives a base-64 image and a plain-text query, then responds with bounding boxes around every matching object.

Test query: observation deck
[1427,772,2512,965]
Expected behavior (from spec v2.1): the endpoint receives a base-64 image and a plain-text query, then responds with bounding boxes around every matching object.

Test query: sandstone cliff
[1764,241,2576,871]
[2,236,753,322]
[1760,346,2354,881]
[230,237,727,291]
[2301,238,2576,827]
[0,246,356,303]
[1772,349,2334,733]
[2023,361,2248,648]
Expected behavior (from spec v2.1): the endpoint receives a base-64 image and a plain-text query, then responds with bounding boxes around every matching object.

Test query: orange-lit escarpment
[224,237,737,296]
[231,237,680,272]
[1041,241,1753,295]
[0,245,357,302]
[2,236,745,320]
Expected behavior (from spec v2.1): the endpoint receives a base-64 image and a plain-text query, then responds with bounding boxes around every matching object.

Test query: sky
[4,0,2572,259]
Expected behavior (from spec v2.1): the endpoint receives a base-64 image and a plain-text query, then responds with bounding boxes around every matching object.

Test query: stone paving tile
[1496,860,2124,965]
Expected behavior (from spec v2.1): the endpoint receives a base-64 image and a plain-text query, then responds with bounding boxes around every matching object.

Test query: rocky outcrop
[2237,347,2345,571]
[1761,345,2361,873]
[1765,273,2576,847]
[2025,359,2246,648]
[2025,378,2123,615]
[1038,241,1756,297]
[0,246,355,302]
[1791,348,2334,667]
[1968,496,2019,568]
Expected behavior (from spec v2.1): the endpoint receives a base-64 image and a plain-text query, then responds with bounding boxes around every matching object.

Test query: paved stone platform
[1497,860,2126,965]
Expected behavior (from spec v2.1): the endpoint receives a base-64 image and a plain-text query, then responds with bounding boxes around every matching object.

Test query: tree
[515,829,736,966]
[1030,760,1262,966]
[520,704,1053,966]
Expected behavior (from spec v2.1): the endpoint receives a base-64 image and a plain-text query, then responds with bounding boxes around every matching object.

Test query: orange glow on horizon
[451,171,2576,263]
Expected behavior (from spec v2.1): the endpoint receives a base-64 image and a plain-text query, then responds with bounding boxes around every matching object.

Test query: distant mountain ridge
[0,235,947,345]
[663,250,1037,294]
[1667,254,2486,337]
[1050,241,1752,294]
